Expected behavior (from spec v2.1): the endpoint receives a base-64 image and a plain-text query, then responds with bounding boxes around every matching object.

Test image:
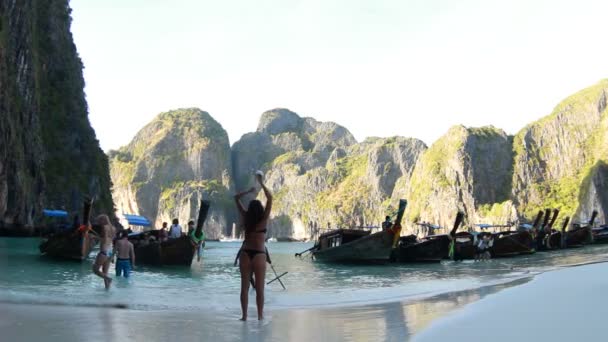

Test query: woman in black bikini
[235,172,272,321]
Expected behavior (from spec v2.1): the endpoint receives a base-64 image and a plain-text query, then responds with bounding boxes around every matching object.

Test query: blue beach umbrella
[122,214,152,227]
[42,209,69,218]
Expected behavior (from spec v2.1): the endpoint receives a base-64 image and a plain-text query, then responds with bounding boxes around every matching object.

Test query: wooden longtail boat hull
[391,236,449,262]
[565,227,592,247]
[132,235,195,266]
[448,231,534,260]
[547,232,563,249]
[537,230,592,250]
[39,232,97,261]
[312,199,406,263]
[537,231,563,251]
[312,229,395,263]
[39,198,97,261]
[592,227,608,244]
[491,231,535,257]
[451,238,476,260]
[561,211,596,247]
[130,200,209,266]
[392,212,466,263]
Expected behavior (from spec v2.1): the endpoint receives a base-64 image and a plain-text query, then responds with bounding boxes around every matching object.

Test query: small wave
[0,298,129,309]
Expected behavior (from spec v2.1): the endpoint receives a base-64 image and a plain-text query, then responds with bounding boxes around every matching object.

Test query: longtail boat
[310,199,407,263]
[536,208,552,244]
[39,198,98,261]
[129,200,209,266]
[448,212,536,260]
[483,210,539,257]
[490,230,535,257]
[564,210,597,247]
[535,209,562,251]
[545,216,570,250]
[391,212,464,262]
[592,223,608,244]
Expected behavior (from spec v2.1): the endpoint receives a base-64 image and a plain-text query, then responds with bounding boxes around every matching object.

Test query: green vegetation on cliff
[513,80,608,220]
[109,108,231,187]
[253,127,426,235]
[405,125,515,227]
[109,108,235,236]
[406,126,467,221]
[0,1,114,226]
[107,81,608,238]
[160,180,232,212]
[34,1,114,214]
[315,154,373,226]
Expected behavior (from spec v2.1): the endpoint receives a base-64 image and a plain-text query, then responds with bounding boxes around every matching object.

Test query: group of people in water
[86,171,272,321]
[90,215,207,289]
[90,214,130,290]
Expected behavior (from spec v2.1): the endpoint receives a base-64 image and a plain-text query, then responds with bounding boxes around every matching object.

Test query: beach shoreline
[3,261,607,341]
[3,238,608,341]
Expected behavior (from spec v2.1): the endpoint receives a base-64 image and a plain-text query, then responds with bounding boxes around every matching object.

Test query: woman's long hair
[244,200,265,233]
[95,214,114,236]
[96,214,111,227]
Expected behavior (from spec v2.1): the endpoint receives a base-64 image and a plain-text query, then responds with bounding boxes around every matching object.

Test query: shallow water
[2,238,608,313]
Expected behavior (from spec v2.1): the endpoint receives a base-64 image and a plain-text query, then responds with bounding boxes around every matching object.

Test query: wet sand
[1,262,606,342]
[0,277,529,341]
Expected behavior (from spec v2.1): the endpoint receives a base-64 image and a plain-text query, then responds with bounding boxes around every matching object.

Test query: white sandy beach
[2,262,606,342]
[414,261,608,342]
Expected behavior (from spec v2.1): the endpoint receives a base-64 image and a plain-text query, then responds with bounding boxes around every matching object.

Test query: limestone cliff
[108,81,608,240]
[0,0,113,231]
[403,80,608,230]
[405,126,516,231]
[109,108,234,238]
[232,109,358,239]
[232,109,426,239]
[512,79,608,223]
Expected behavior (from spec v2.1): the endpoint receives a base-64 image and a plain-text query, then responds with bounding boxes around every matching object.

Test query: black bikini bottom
[241,248,266,260]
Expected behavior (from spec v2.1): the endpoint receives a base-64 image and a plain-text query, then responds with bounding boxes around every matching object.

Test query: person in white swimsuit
[92,214,116,290]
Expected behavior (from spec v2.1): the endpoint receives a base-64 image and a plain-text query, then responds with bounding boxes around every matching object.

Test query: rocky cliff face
[404,126,516,231]
[403,80,608,231]
[109,108,234,238]
[513,80,608,223]
[232,108,359,238]
[0,0,43,228]
[109,81,608,239]
[0,1,113,231]
[232,109,426,239]
[232,108,357,189]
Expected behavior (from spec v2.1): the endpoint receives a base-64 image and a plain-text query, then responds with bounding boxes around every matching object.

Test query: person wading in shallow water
[189,221,205,262]
[235,171,272,321]
[114,230,135,278]
[92,214,116,290]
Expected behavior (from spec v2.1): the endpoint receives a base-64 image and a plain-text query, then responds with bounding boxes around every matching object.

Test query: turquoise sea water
[2,238,608,313]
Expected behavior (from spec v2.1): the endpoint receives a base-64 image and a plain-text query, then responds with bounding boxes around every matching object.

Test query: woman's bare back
[241,219,268,251]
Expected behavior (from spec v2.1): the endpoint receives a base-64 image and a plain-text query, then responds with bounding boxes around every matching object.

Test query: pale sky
[70,0,608,152]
